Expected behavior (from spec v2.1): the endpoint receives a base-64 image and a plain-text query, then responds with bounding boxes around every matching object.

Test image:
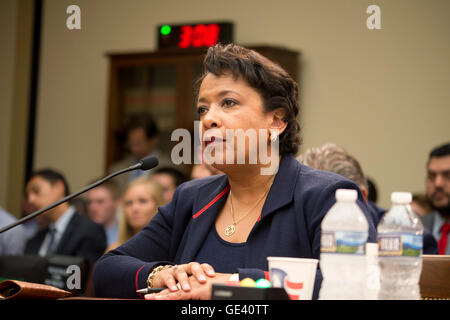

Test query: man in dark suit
[421,142,450,254]
[24,169,106,265]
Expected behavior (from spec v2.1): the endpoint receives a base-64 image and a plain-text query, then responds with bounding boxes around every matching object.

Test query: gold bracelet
[147,265,172,288]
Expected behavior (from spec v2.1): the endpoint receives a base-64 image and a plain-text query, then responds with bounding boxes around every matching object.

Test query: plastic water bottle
[377,192,423,300]
[365,242,380,299]
[319,189,369,300]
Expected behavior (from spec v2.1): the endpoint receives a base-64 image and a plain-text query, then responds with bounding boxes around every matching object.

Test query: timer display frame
[157,22,233,49]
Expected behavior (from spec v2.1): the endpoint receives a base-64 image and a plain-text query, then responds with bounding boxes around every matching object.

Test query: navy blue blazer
[93,155,377,299]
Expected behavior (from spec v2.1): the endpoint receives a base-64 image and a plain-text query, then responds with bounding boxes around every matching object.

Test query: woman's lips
[204,136,225,147]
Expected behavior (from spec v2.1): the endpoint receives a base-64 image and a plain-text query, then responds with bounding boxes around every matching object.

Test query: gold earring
[270,130,278,142]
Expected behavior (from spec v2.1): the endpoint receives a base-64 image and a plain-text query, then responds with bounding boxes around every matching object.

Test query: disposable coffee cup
[267,256,318,300]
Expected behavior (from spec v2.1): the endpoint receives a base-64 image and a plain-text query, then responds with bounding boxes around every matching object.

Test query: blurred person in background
[298,143,438,254]
[86,180,121,247]
[151,167,187,204]
[298,143,381,222]
[411,193,432,217]
[422,142,450,254]
[71,197,89,219]
[24,169,106,265]
[21,197,48,239]
[190,163,222,180]
[190,145,223,180]
[107,176,164,252]
[0,206,27,255]
[108,112,172,193]
[366,177,378,204]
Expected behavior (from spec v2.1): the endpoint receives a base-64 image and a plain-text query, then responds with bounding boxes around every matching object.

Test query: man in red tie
[421,143,450,255]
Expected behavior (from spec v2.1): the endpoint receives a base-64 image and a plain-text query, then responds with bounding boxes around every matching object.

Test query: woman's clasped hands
[144,262,230,300]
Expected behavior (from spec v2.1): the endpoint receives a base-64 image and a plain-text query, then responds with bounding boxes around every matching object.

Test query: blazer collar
[192,175,230,220]
[178,175,230,263]
[189,154,300,222]
[260,154,299,220]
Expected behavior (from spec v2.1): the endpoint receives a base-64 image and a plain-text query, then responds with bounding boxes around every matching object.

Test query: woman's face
[197,72,275,170]
[123,184,157,233]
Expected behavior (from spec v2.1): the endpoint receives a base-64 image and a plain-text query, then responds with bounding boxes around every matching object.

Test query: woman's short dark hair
[195,43,301,156]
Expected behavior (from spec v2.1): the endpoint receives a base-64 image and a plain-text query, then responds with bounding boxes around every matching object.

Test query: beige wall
[0,0,17,209]
[8,0,449,211]
[0,0,33,217]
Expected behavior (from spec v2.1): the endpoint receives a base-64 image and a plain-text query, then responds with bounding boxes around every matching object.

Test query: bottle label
[321,231,367,254]
[378,233,422,257]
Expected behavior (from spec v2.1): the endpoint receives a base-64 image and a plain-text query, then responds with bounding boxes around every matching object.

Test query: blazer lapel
[55,213,79,255]
[259,155,300,221]
[25,228,48,254]
[178,175,230,263]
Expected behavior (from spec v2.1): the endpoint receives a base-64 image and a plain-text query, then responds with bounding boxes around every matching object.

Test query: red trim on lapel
[135,265,145,298]
[193,185,230,219]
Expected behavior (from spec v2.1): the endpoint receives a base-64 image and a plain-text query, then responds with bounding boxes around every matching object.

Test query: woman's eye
[139,198,148,204]
[124,200,132,207]
[197,106,208,115]
[222,99,237,107]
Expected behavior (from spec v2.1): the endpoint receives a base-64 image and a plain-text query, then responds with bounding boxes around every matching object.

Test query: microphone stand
[0,162,145,234]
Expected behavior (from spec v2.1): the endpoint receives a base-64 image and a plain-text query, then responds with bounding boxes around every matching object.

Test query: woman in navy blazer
[93,44,377,300]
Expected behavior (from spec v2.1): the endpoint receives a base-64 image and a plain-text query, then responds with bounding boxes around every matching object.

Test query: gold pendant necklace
[225,182,272,237]
[225,224,236,236]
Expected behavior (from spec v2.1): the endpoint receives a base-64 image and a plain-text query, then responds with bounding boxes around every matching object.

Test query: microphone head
[138,156,159,171]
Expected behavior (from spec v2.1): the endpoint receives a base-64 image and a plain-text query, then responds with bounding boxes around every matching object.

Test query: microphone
[0,155,159,234]
[138,156,159,171]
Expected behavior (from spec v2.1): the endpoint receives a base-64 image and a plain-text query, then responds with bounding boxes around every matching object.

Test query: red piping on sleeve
[193,185,230,219]
[135,265,145,299]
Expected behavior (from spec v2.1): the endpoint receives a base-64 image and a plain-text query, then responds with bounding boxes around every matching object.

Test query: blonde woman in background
[106,176,164,252]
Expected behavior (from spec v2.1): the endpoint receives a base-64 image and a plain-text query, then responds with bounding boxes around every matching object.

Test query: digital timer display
[158,22,233,49]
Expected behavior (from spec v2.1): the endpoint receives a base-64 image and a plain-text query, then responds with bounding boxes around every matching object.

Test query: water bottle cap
[391,192,412,204]
[335,189,358,202]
